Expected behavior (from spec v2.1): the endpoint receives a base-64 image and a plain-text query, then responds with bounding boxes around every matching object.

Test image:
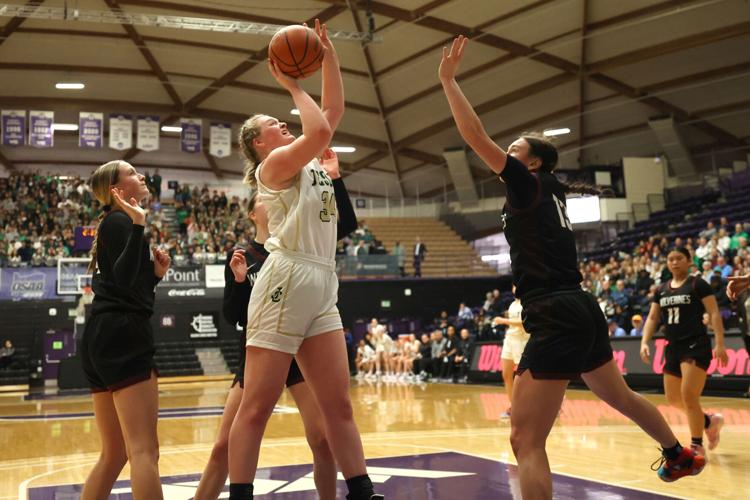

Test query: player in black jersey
[80,161,171,500]
[640,248,728,459]
[195,150,358,500]
[727,273,750,397]
[439,36,705,498]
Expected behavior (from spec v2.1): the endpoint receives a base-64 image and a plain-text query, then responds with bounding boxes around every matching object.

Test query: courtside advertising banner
[79,112,103,148]
[137,115,159,151]
[109,114,132,150]
[209,122,231,158]
[1,109,25,146]
[180,118,202,153]
[29,110,53,148]
[469,338,750,382]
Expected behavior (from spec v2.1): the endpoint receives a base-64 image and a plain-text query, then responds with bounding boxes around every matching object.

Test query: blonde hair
[238,114,265,188]
[87,160,122,273]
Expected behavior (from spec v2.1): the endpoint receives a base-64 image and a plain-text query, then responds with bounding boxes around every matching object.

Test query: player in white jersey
[495,287,531,417]
[226,20,380,500]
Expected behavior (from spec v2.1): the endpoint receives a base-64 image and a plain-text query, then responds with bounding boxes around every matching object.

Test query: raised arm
[315,19,345,131]
[439,36,508,175]
[261,61,332,188]
[319,148,358,239]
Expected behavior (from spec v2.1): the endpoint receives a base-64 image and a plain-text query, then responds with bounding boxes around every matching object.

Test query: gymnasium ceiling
[0,0,749,199]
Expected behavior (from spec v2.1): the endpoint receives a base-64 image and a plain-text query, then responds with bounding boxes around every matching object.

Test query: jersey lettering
[319,191,337,222]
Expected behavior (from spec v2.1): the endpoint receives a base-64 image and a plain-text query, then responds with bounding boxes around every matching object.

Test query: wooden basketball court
[1,377,748,499]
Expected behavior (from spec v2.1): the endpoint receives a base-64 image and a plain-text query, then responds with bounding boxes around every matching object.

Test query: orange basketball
[269,25,324,79]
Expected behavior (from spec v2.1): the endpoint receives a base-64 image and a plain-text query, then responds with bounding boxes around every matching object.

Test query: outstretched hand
[308,19,336,58]
[110,187,146,226]
[439,35,468,82]
[319,148,340,179]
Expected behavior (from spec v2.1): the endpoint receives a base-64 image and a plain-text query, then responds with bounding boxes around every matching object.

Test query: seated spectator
[0,340,15,369]
[453,328,474,382]
[456,302,474,329]
[607,319,626,337]
[414,333,432,378]
[430,330,447,378]
[630,314,644,337]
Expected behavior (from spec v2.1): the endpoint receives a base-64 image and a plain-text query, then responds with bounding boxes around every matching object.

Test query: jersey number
[552,194,572,230]
[319,191,337,222]
[667,307,680,325]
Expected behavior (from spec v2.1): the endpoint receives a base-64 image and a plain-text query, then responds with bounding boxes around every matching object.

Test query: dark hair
[247,191,259,229]
[520,132,603,196]
[668,246,691,260]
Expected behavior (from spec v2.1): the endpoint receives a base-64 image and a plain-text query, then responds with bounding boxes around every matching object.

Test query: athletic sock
[691,437,704,447]
[345,474,375,500]
[229,483,254,500]
[662,441,683,460]
[704,413,711,429]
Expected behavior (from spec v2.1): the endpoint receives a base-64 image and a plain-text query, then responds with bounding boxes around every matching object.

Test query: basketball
[269,25,324,79]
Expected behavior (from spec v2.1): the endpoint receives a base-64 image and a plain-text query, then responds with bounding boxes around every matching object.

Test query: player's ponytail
[87,161,121,273]
[239,115,264,189]
[520,132,604,196]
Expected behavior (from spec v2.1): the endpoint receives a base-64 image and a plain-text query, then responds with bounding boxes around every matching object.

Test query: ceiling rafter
[12,26,370,78]
[104,0,183,108]
[335,0,746,162]
[347,2,405,197]
[578,0,588,166]
[0,0,43,47]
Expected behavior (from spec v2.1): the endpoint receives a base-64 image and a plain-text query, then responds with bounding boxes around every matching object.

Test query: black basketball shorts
[518,289,614,380]
[663,335,713,377]
[81,311,156,392]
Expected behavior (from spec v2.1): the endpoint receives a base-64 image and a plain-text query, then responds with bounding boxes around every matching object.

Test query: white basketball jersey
[506,299,529,339]
[256,159,338,259]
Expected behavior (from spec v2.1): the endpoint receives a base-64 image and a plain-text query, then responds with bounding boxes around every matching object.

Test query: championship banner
[209,122,231,158]
[29,110,54,148]
[109,113,132,150]
[74,226,97,252]
[180,118,202,153]
[79,112,103,148]
[137,115,160,151]
[1,110,25,146]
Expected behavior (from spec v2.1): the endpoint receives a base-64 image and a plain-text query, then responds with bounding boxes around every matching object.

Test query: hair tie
[102,204,111,212]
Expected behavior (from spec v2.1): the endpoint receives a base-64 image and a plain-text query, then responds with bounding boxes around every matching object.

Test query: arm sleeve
[333,178,357,240]
[99,212,145,288]
[499,155,540,209]
[651,287,662,304]
[222,251,252,327]
[694,277,713,300]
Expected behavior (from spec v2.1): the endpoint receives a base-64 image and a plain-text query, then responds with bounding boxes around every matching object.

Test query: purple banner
[74,226,97,252]
[180,118,202,153]
[79,112,103,148]
[1,109,25,146]
[29,110,54,148]
[0,268,58,300]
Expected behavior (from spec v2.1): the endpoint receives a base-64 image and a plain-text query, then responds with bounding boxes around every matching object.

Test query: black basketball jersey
[653,276,712,342]
[500,155,582,302]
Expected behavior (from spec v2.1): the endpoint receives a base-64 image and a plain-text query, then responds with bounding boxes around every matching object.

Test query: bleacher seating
[363,217,496,277]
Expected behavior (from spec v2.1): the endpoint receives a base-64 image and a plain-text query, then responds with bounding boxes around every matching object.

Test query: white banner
[209,122,232,158]
[109,114,132,150]
[137,115,159,151]
[205,264,226,288]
